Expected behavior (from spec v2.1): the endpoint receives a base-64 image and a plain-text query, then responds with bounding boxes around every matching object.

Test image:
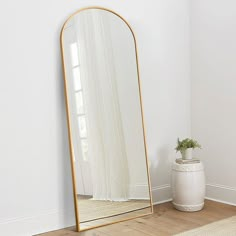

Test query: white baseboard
[206,183,236,206]
[131,183,236,206]
[153,198,172,205]
[205,197,236,206]
[129,184,172,204]
[0,209,75,236]
[152,184,172,205]
[151,183,236,207]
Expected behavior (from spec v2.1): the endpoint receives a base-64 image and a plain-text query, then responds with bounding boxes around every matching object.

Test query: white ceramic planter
[185,148,192,160]
[181,148,193,160]
[171,162,205,212]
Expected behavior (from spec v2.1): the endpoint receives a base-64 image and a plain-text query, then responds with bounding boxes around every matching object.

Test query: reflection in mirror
[61,7,153,231]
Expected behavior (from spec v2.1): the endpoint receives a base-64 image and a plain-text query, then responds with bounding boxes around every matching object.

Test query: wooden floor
[38,200,236,236]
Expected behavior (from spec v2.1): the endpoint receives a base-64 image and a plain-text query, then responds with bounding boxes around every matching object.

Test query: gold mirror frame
[60,6,153,232]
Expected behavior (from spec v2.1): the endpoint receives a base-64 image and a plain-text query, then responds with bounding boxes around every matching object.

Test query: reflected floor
[80,207,152,230]
[78,195,150,223]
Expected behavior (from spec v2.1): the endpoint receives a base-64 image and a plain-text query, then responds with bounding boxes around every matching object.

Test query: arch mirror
[60,7,153,231]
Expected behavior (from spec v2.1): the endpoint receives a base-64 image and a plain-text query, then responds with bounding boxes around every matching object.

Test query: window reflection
[78,116,87,138]
[70,43,79,67]
[81,139,88,161]
[75,91,84,114]
[73,67,82,91]
[70,42,89,162]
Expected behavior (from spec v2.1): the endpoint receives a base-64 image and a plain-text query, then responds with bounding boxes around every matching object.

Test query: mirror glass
[61,8,152,231]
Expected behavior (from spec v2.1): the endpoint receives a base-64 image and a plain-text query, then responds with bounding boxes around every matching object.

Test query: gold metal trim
[60,6,153,232]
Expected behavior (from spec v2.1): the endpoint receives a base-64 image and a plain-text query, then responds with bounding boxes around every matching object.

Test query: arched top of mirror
[61,7,136,44]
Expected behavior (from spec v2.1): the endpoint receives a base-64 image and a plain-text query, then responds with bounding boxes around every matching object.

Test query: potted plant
[172,138,205,212]
[175,138,201,160]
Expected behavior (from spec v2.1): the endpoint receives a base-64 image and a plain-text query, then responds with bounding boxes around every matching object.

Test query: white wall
[191,0,236,205]
[142,0,191,202]
[0,0,191,235]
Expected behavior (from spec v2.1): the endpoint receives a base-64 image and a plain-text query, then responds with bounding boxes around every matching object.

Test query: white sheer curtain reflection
[74,10,129,201]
